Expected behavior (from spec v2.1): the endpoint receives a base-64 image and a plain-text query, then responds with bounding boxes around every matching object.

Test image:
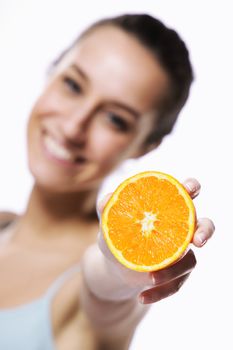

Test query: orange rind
[102,171,196,272]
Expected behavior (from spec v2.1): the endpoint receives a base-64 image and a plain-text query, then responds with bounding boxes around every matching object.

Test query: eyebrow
[70,63,140,119]
[108,101,140,119]
[70,63,89,82]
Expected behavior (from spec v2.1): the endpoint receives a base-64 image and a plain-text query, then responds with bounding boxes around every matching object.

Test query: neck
[21,184,99,233]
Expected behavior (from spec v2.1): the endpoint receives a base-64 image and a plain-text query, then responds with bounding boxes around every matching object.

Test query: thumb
[96,192,113,221]
[96,192,118,263]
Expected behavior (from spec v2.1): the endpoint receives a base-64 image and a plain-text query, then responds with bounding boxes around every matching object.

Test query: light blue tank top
[0,223,81,350]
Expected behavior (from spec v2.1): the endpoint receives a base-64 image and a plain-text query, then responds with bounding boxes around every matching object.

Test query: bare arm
[80,244,151,349]
[79,178,215,349]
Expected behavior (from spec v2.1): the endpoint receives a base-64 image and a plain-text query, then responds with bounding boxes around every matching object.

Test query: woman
[0,14,214,350]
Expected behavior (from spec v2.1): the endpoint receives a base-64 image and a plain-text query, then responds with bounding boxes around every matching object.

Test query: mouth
[42,133,86,167]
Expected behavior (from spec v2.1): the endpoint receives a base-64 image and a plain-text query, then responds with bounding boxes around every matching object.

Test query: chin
[29,162,68,193]
[29,158,105,194]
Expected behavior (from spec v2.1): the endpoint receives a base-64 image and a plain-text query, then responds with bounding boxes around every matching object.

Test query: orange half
[102,171,196,272]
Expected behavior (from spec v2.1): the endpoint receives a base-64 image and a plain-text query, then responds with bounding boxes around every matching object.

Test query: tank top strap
[45,263,81,300]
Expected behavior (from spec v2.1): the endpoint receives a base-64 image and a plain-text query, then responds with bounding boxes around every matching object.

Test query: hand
[97,178,215,304]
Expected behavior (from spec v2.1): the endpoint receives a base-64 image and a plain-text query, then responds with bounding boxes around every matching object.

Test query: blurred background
[0,0,232,348]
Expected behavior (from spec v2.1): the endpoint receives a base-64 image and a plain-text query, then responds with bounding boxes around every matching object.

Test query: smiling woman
[27,25,170,193]
[0,12,215,350]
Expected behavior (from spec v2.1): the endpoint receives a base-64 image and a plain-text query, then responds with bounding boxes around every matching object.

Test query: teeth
[44,135,75,161]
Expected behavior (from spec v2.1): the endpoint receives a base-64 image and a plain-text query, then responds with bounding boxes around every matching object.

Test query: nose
[58,102,95,146]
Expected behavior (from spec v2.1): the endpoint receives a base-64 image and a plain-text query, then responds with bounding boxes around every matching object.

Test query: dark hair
[54,14,194,144]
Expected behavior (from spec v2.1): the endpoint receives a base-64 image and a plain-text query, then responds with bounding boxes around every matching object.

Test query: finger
[150,249,196,286]
[192,217,215,247]
[97,230,118,263]
[139,273,191,304]
[96,192,113,219]
[182,178,201,199]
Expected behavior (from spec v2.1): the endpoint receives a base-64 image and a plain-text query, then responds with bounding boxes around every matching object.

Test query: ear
[132,138,163,159]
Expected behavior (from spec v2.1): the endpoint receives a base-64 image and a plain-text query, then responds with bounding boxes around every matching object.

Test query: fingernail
[196,232,207,246]
[186,182,200,196]
[139,295,145,304]
[151,274,157,285]
[178,280,184,290]
[200,239,207,246]
[185,182,194,192]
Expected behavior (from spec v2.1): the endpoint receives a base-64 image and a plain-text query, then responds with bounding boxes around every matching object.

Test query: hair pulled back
[55,14,194,144]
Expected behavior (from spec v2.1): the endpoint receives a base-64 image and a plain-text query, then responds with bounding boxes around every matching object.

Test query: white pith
[137,212,157,237]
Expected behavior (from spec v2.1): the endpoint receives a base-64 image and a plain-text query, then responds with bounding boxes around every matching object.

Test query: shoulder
[0,211,19,229]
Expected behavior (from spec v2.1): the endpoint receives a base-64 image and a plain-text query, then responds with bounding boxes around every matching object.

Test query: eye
[63,76,82,94]
[107,113,130,132]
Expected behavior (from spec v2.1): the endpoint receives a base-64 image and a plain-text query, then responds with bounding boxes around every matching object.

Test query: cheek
[27,87,61,149]
[88,126,135,166]
[27,102,44,160]
[27,108,40,152]
[27,97,48,141]
[28,80,66,123]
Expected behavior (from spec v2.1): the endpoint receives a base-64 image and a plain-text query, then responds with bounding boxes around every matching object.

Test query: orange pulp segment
[101,171,196,272]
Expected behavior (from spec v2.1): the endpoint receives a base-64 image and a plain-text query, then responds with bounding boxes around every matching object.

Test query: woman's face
[27,26,169,193]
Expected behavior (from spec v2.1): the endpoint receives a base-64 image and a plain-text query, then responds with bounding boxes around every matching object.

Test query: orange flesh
[102,172,196,272]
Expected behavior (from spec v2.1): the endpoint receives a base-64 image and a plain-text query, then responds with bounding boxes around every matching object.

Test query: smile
[43,134,86,165]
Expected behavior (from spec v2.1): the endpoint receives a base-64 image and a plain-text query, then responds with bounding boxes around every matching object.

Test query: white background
[0,1,232,349]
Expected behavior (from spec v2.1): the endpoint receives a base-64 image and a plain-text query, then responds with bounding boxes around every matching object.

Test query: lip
[41,130,87,169]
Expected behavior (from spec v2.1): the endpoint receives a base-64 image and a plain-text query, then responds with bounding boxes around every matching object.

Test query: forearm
[80,244,150,341]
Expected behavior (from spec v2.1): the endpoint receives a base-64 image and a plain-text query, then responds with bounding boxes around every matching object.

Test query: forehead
[57,26,169,113]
